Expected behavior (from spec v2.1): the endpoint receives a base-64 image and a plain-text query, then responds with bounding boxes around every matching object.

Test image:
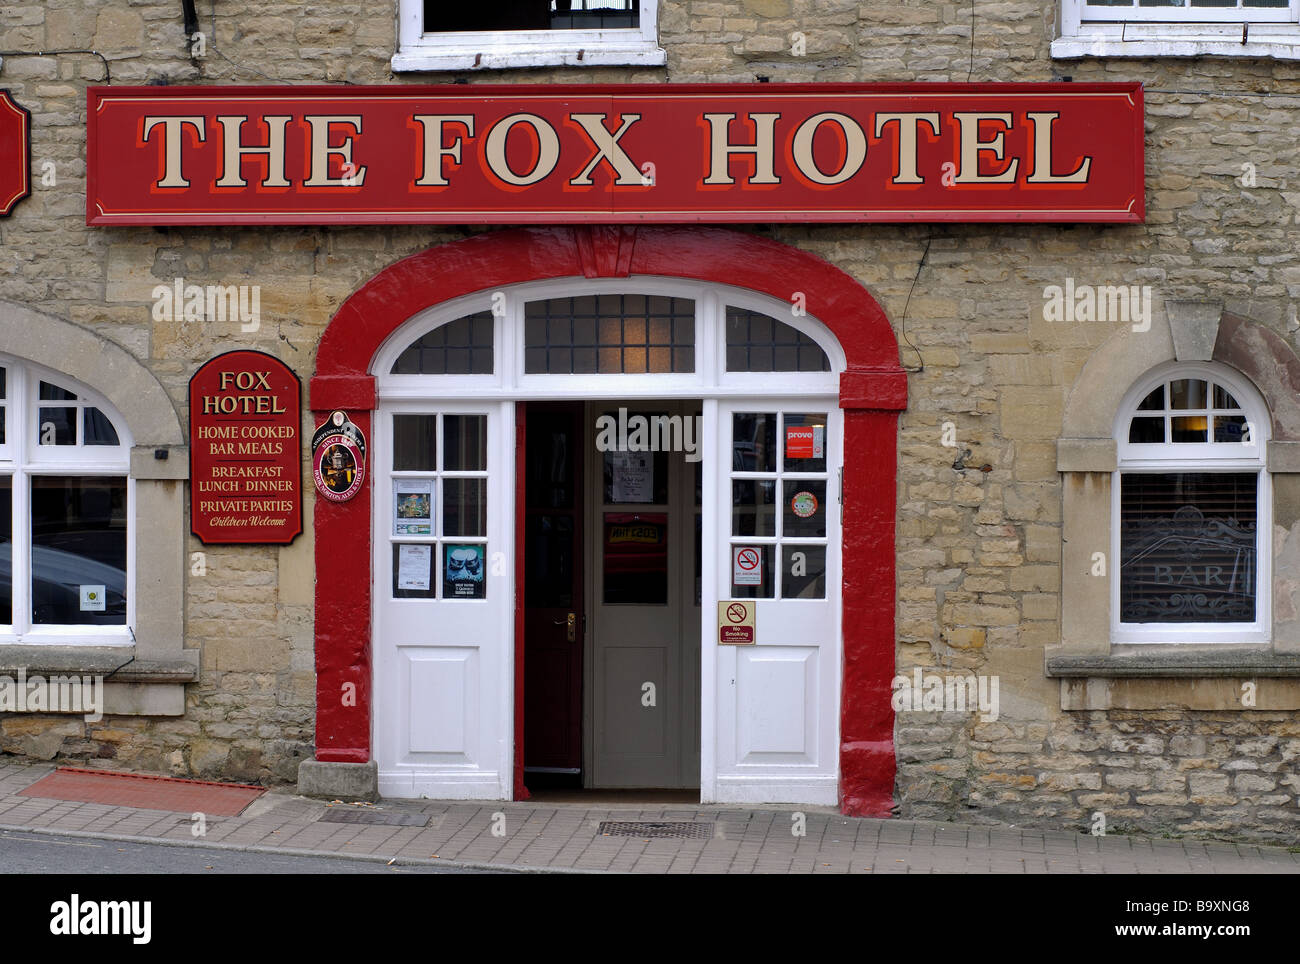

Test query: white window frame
[393,0,666,72]
[0,355,134,646]
[1110,361,1270,645]
[1056,0,1300,59]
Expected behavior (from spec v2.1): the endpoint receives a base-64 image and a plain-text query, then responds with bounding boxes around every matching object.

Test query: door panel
[588,401,701,789]
[523,403,584,776]
[373,401,513,799]
[711,400,841,804]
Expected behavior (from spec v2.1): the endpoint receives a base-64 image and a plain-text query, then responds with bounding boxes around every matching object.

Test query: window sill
[0,644,197,682]
[392,43,667,72]
[1046,647,1300,678]
[1055,24,1300,60]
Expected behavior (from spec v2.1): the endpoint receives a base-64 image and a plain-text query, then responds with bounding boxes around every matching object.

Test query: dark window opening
[423,0,639,33]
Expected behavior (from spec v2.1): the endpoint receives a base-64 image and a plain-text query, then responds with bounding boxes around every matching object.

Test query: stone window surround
[1049,301,1300,710]
[392,0,667,72]
[0,299,196,716]
[1053,1,1300,61]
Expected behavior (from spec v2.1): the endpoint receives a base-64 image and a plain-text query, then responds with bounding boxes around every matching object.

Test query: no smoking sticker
[732,546,762,586]
[717,600,755,645]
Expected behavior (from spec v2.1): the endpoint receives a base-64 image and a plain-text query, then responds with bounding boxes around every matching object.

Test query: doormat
[18,767,266,817]
[318,807,429,827]
[598,821,714,839]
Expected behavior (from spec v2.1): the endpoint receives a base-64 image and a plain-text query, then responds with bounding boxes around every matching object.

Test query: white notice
[610,451,653,503]
[80,585,107,612]
[397,544,432,591]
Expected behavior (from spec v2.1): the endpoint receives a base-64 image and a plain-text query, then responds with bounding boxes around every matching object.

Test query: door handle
[552,612,577,642]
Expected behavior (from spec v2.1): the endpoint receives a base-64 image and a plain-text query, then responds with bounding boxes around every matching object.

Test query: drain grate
[319,807,429,827]
[598,821,713,839]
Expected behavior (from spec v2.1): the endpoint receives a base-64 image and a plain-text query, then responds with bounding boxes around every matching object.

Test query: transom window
[377,280,843,395]
[0,357,132,640]
[524,295,695,375]
[1113,364,1268,643]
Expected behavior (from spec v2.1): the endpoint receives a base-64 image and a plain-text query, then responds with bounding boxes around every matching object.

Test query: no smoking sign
[732,546,762,586]
[717,600,755,645]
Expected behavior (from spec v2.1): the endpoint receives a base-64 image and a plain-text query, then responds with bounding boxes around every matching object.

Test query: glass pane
[0,367,6,399]
[0,476,9,624]
[1129,416,1165,444]
[782,412,828,473]
[1214,414,1248,443]
[783,545,827,599]
[31,476,127,625]
[729,543,773,599]
[443,478,486,537]
[732,479,776,537]
[39,381,76,401]
[390,313,493,375]
[783,480,827,538]
[1171,415,1209,442]
[83,407,120,446]
[1136,385,1164,411]
[393,543,436,599]
[733,413,777,473]
[523,295,695,374]
[392,414,436,471]
[38,407,76,445]
[0,405,5,446]
[1119,472,1257,623]
[443,544,487,599]
[603,512,667,604]
[725,306,830,372]
[525,515,575,609]
[444,415,487,471]
[1213,385,1241,409]
[1169,379,1207,409]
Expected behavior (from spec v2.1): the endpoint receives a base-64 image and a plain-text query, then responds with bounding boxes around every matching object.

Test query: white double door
[373,397,841,804]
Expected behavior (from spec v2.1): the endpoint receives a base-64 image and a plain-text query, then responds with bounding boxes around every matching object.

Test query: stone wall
[1,1,1299,841]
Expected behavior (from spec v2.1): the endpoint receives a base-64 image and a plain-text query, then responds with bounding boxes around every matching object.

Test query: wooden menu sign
[189,350,303,544]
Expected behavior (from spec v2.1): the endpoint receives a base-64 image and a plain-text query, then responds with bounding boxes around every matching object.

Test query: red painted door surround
[309,226,907,816]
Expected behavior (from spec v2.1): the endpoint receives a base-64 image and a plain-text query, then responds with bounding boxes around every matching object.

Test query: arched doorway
[307,226,906,816]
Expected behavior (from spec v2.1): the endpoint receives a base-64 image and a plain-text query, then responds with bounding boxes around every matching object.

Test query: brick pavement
[1,761,1297,874]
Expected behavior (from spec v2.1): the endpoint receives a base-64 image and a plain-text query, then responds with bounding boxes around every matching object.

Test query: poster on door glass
[609,451,654,503]
[444,544,486,599]
[393,479,432,535]
[397,544,432,591]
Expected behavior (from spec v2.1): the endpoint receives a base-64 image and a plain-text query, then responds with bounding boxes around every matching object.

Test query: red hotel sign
[0,90,31,217]
[87,83,1143,225]
[189,350,303,545]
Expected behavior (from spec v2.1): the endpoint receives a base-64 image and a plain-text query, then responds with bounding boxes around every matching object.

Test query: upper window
[1056,0,1300,59]
[0,357,132,641]
[394,0,665,72]
[1113,365,1269,643]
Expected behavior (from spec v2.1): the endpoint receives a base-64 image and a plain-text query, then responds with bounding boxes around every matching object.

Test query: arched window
[0,355,132,640]
[1113,362,1269,644]
[376,278,841,391]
